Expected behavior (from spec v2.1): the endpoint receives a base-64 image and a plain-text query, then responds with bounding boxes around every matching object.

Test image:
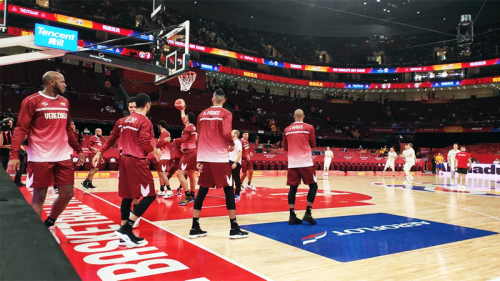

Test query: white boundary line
[417,198,500,222]
[79,189,273,281]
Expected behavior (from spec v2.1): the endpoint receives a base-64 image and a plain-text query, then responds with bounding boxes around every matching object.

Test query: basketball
[175,99,185,110]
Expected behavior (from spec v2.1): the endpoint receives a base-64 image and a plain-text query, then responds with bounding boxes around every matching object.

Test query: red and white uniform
[10,92,82,188]
[167,143,182,175]
[175,123,197,171]
[455,151,471,170]
[116,112,156,199]
[87,135,104,153]
[283,121,316,186]
[100,118,124,153]
[241,138,253,172]
[157,130,171,173]
[197,106,234,188]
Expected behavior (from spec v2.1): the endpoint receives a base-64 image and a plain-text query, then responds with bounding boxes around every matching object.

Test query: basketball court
[2,0,500,280]
[16,173,500,280]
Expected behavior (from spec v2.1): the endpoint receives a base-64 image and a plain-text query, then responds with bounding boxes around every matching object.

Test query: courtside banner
[442,163,500,179]
[242,213,497,262]
[3,4,500,72]
[34,23,78,52]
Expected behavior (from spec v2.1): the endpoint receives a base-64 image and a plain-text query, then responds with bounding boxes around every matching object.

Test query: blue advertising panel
[34,23,78,52]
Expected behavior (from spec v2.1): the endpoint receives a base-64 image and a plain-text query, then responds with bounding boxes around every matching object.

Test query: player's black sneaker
[302,212,317,225]
[81,180,96,189]
[229,227,249,239]
[176,187,182,196]
[188,228,208,239]
[289,214,303,225]
[179,195,194,205]
[115,227,146,247]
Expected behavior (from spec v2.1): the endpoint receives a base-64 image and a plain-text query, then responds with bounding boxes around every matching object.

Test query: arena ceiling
[167,0,500,37]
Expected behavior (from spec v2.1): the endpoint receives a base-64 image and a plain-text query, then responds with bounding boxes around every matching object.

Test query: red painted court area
[93,187,375,221]
[19,188,268,281]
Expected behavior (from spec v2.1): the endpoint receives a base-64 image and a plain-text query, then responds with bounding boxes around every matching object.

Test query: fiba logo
[384,68,389,73]
[12,6,17,12]
[41,13,46,18]
[139,52,146,58]
[76,19,83,25]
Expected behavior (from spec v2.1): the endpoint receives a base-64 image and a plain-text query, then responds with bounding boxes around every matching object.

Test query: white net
[178,71,197,91]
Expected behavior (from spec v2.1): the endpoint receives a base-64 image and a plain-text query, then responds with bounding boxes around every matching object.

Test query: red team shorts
[286,166,317,186]
[157,159,170,173]
[198,162,232,189]
[167,158,180,175]
[241,158,253,173]
[119,155,155,199]
[27,160,75,188]
[178,149,197,172]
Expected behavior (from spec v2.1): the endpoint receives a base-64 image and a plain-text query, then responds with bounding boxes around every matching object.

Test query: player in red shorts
[168,142,183,195]
[82,128,104,189]
[175,108,198,205]
[7,71,85,228]
[189,89,248,239]
[455,146,472,191]
[157,120,174,198]
[240,132,256,191]
[94,94,161,247]
[283,109,318,225]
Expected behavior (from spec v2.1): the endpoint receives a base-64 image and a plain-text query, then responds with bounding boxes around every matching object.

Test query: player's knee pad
[120,198,133,220]
[223,186,236,210]
[132,196,156,217]
[288,185,298,205]
[308,183,318,203]
[194,187,209,210]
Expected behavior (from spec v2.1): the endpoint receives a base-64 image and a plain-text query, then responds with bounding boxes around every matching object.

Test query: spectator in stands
[493,158,500,165]
[342,147,347,152]
[353,130,360,140]
[83,127,91,135]
[0,118,13,170]
[105,79,111,93]
[234,105,239,111]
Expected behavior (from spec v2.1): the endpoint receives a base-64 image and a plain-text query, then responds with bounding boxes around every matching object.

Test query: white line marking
[80,189,273,281]
[418,198,500,221]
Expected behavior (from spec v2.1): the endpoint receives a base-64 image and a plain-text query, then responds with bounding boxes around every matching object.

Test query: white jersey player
[323,146,334,176]
[447,143,460,176]
[382,147,397,176]
[402,143,416,181]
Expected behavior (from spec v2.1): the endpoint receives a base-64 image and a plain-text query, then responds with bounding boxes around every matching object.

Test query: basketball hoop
[178,71,196,91]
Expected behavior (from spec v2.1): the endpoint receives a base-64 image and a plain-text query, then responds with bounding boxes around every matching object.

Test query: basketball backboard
[0,0,7,33]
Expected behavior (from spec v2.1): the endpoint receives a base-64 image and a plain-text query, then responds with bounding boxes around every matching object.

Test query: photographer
[0,118,13,170]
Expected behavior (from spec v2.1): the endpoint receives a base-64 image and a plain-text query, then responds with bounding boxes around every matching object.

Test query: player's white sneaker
[323,172,328,176]
[247,184,256,191]
[163,190,174,198]
[133,217,140,228]
[158,190,165,196]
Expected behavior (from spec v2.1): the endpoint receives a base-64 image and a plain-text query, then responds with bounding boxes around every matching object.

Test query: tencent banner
[34,23,78,52]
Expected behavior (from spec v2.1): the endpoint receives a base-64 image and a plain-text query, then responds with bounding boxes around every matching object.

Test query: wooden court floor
[46,173,500,281]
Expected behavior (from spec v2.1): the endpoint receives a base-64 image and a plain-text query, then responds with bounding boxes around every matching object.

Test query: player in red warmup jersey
[283,109,318,225]
[189,89,248,239]
[93,98,145,231]
[94,94,161,247]
[454,146,472,191]
[175,108,198,205]
[240,132,256,191]
[82,128,105,189]
[7,71,85,228]
[156,120,174,198]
